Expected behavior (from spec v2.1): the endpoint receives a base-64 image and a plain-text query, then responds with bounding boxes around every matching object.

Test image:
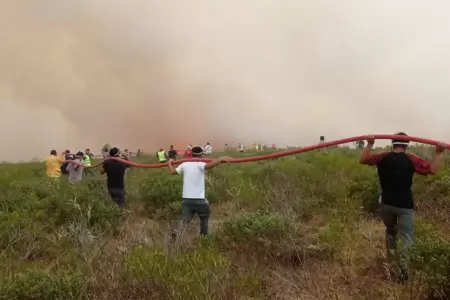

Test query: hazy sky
[1,0,450,160]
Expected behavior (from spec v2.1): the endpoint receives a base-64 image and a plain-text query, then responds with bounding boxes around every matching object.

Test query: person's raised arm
[204,156,231,170]
[359,136,376,164]
[429,143,446,174]
[168,159,179,175]
[100,164,106,175]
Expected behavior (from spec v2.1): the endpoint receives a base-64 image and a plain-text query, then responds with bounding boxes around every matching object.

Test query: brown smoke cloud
[1,0,450,161]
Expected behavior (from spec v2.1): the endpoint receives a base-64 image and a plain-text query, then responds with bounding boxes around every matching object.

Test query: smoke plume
[1,0,450,160]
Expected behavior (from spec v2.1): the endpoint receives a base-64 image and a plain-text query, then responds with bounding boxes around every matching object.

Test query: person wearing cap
[167,145,231,240]
[100,147,130,207]
[359,132,445,282]
[66,151,84,184]
[156,148,168,163]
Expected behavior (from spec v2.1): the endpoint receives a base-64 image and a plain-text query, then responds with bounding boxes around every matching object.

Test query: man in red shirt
[359,132,445,282]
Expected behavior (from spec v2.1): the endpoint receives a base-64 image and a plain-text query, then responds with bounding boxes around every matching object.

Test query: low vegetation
[0,146,449,299]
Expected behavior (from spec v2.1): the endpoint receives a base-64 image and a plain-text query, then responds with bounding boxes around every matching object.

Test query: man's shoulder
[182,161,206,168]
[406,153,428,163]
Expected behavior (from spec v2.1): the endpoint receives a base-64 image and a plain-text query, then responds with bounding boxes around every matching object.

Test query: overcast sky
[1,0,449,160]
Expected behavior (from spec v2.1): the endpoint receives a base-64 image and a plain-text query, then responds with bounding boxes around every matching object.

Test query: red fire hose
[67,134,448,169]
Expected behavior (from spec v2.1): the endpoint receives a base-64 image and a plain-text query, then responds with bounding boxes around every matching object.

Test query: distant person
[83,149,92,166]
[100,147,129,207]
[360,132,445,282]
[156,148,168,163]
[238,143,245,152]
[168,145,177,160]
[318,136,328,154]
[203,142,212,155]
[184,146,193,158]
[102,148,109,159]
[66,152,84,183]
[61,150,75,176]
[355,140,365,149]
[46,150,64,179]
[123,149,131,159]
[81,148,94,176]
[167,146,231,240]
[64,150,74,160]
[136,149,142,157]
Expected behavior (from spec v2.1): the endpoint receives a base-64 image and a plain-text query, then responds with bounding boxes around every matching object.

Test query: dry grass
[0,147,449,299]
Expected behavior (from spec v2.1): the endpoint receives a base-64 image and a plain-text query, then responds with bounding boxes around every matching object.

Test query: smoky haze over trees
[1,0,450,161]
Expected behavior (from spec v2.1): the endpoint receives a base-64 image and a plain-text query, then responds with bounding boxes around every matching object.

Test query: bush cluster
[0,146,449,299]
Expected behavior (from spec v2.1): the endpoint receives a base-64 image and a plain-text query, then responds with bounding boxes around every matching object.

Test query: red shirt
[184,150,193,158]
[365,152,433,175]
[365,151,433,209]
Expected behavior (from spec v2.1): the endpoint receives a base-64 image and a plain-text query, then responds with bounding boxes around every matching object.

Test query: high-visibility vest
[83,154,91,166]
[157,151,166,162]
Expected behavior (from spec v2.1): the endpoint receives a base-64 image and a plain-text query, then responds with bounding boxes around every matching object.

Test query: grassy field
[0,146,450,299]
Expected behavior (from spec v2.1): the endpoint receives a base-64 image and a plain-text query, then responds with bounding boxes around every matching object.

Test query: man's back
[67,158,83,183]
[371,151,431,208]
[176,162,206,199]
[46,155,62,177]
[168,149,177,159]
[103,160,127,189]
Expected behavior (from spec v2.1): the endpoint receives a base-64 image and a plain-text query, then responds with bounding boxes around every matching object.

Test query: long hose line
[66,134,449,169]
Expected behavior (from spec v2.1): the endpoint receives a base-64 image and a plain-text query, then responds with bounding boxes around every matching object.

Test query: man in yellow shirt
[46,150,64,178]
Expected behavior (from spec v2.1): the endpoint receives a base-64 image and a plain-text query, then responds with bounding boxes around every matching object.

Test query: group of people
[44,132,446,283]
[156,143,214,163]
[45,149,93,183]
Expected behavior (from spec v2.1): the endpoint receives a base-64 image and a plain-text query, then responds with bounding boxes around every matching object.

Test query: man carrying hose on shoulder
[100,147,130,207]
[167,146,230,241]
[359,132,445,282]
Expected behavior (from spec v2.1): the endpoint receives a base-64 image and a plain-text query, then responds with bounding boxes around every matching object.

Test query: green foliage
[124,238,262,300]
[0,269,85,300]
[221,211,295,242]
[410,238,450,298]
[1,146,450,299]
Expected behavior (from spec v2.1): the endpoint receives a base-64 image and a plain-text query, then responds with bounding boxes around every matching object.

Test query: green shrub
[221,211,295,242]
[410,238,450,298]
[0,269,85,300]
[124,238,263,299]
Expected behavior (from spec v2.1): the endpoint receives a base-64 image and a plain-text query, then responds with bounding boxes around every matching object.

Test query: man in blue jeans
[359,132,445,282]
[167,146,230,241]
[100,147,129,207]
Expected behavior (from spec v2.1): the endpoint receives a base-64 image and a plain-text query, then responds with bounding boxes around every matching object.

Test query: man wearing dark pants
[360,132,445,282]
[100,147,129,207]
[168,146,230,239]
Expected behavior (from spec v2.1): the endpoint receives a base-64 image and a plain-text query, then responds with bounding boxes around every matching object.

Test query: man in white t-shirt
[168,146,230,239]
[203,142,212,155]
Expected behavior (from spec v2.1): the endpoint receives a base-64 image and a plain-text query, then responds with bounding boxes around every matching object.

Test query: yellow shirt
[45,155,63,177]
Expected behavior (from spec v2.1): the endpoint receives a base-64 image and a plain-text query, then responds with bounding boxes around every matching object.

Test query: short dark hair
[50,150,57,155]
[109,147,120,157]
[392,132,409,149]
[191,146,204,157]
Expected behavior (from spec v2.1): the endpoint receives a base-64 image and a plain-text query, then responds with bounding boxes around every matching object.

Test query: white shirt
[176,162,207,199]
[204,144,212,154]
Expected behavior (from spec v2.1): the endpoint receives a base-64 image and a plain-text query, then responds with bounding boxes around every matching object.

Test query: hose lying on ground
[66,134,449,169]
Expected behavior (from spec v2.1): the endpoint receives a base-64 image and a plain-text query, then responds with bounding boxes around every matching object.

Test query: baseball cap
[392,132,410,146]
